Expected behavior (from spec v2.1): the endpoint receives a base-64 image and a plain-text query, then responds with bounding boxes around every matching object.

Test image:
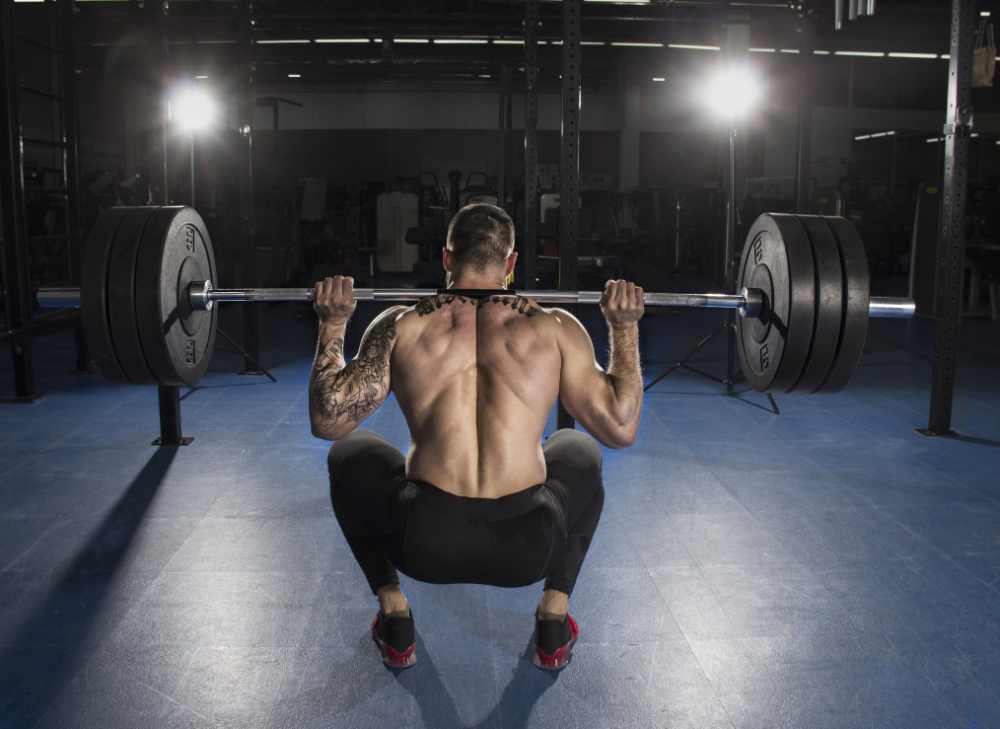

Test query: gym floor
[1,304,998,729]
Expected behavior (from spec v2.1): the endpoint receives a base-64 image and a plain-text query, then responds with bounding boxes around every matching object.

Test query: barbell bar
[69,205,913,393]
[29,283,914,320]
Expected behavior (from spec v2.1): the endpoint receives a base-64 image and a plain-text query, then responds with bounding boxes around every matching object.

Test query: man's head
[443,203,517,287]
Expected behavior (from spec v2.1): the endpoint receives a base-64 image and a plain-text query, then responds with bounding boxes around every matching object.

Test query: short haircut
[445,203,515,273]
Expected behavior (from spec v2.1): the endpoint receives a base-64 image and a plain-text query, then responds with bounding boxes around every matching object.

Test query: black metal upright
[723,124,738,392]
[142,0,189,445]
[522,0,539,290]
[59,0,80,276]
[923,0,976,436]
[144,0,169,202]
[794,23,814,212]
[557,0,582,430]
[59,0,87,373]
[0,1,37,400]
[238,0,263,377]
[499,64,512,210]
[559,0,581,294]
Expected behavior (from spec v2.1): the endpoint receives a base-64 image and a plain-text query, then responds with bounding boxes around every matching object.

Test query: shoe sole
[372,633,417,669]
[532,635,577,671]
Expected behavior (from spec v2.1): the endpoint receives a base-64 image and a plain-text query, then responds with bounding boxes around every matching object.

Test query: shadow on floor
[928,431,1000,449]
[0,446,178,728]
[394,634,559,729]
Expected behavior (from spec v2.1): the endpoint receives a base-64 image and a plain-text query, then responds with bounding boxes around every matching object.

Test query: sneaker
[532,611,579,670]
[371,608,417,669]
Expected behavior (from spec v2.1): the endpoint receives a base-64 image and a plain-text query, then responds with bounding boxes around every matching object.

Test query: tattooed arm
[309,307,404,440]
[308,275,405,440]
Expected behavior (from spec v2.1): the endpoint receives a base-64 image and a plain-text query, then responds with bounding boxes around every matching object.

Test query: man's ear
[442,248,452,272]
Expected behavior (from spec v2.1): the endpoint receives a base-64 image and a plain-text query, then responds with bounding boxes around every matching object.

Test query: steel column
[153,383,192,446]
[59,0,80,281]
[924,0,975,436]
[559,0,581,293]
[794,24,814,212]
[499,64,512,210]
[238,0,262,376]
[0,0,37,400]
[522,0,539,289]
[145,0,187,444]
[558,0,582,430]
[144,0,168,202]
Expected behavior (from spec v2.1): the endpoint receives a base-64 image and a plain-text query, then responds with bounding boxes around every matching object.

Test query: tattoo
[489,295,541,316]
[415,293,541,317]
[309,314,398,433]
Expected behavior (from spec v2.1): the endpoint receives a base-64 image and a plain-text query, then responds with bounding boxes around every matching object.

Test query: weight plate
[106,206,160,384]
[134,206,218,386]
[736,213,816,392]
[80,208,129,381]
[819,216,870,392]
[792,215,844,393]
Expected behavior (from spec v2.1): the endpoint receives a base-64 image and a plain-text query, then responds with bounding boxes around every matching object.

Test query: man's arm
[308,275,405,440]
[553,280,644,448]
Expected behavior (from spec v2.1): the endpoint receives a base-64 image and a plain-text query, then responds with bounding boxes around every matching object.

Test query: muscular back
[391,294,561,499]
[310,277,643,499]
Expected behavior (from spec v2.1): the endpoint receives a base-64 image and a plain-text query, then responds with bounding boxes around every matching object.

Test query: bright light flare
[169,86,218,134]
[697,65,763,121]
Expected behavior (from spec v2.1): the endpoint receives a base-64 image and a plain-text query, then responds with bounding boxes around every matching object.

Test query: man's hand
[314,276,357,325]
[600,279,644,330]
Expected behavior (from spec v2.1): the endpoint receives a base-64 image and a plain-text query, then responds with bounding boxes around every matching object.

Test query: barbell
[26,205,912,393]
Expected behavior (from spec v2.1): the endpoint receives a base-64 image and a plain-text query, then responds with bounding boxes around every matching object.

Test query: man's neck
[448,276,507,290]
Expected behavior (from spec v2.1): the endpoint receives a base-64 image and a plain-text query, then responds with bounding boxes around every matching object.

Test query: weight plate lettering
[134,206,218,386]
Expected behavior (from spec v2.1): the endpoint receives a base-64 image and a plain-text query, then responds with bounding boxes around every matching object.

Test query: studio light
[169,85,218,134]
[697,64,763,122]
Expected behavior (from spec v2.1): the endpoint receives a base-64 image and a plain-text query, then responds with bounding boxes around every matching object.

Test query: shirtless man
[309,203,644,671]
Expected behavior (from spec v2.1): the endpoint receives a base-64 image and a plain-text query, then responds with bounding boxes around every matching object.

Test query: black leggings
[328,428,604,597]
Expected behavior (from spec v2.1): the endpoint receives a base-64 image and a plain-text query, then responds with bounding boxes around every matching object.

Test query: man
[310,203,644,671]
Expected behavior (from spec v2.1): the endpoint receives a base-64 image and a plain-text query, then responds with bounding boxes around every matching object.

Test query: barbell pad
[735,213,816,392]
[818,216,870,393]
[134,206,218,387]
[791,215,844,393]
[80,208,129,382]
[106,207,161,384]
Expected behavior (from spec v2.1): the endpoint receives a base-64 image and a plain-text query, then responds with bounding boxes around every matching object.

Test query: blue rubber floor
[1,303,999,729]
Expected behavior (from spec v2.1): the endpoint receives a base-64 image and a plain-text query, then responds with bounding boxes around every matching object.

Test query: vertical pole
[888,132,898,201]
[522,0,539,289]
[724,126,738,392]
[499,64,512,209]
[618,60,641,194]
[73,316,89,373]
[0,0,37,400]
[924,0,975,436]
[239,0,262,375]
[189,135,196,206]
[794,23,814,212]
[557,0,582,430]
[153,383,192,446]
[59,0,80,282]
[141,0,187,444]
[144,0,168,202]
[559,0,581,294]
[722,20,749,394]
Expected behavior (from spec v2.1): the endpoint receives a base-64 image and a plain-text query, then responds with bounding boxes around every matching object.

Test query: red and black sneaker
[532,612,580,671]
[371,608,417,669]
